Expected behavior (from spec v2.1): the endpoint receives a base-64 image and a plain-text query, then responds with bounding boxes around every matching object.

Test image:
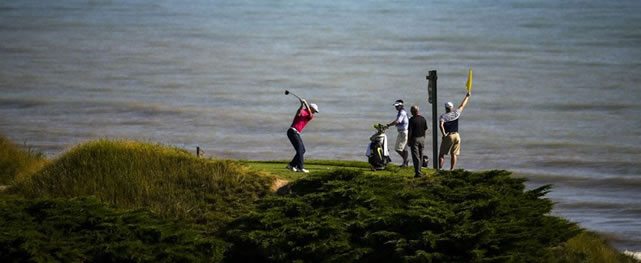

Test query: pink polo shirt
[290,108,314,133]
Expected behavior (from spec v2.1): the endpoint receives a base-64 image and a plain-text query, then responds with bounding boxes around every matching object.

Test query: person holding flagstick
[438,69,473,170]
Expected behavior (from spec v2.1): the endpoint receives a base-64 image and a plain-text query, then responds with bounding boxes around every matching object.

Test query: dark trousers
[409,136,425,176]
[287,128,306,169]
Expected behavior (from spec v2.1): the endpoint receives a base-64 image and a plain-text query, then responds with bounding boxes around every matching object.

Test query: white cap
[310,103,319,113]
[445,102,454,109]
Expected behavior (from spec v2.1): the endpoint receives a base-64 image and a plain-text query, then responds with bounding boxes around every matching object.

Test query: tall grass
[545,231,639,263]
[11,140,275,229]
[0,134,47,185]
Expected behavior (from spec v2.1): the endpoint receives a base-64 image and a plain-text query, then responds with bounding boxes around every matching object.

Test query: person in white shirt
[386,99,409,167]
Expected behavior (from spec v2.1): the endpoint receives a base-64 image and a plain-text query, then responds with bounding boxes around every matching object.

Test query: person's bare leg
[450,154,458,170]
[439,154,445,169]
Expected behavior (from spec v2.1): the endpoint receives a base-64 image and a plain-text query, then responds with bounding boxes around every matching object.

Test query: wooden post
[426,70,438,170]
[196,146,201,157]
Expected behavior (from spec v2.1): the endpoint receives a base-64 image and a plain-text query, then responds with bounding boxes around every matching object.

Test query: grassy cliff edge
[0,136,637,262]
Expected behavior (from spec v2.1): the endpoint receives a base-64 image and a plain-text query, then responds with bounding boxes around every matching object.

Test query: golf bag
[366,124,391,170]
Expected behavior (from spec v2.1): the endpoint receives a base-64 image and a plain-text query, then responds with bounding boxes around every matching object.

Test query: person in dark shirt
[439,91,471,170]
[408,105,428,177]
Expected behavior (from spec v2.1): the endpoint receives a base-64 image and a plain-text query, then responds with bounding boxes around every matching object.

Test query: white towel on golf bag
[624,250,641,261]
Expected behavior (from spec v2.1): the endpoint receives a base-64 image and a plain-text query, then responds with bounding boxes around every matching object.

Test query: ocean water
[1,0,640,251]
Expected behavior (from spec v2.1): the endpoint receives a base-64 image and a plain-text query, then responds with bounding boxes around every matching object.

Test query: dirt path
[270,178,289,192]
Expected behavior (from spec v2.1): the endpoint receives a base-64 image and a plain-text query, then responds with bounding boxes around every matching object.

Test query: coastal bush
[11,140,275,230]
[223,169,580,262]
[0,196,225,262]
[0,134,46,185]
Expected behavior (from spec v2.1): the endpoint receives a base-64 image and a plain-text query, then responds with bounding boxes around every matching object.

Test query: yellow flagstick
[465,68,473,93]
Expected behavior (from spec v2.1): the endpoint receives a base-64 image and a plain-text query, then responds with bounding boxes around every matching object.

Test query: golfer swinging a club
[286,91,319,173]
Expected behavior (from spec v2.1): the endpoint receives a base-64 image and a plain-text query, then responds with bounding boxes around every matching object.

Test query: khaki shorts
[395,130,408,151]
[440,132,461,156]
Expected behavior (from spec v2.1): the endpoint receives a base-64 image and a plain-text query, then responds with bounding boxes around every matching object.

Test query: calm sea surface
[1,0,640,251]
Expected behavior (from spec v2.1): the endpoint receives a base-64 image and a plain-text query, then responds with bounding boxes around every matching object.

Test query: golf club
[284,90,304,101]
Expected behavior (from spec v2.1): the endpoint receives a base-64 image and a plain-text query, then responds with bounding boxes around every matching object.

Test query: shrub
[223,169,580,262]
[0,196,226,262]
